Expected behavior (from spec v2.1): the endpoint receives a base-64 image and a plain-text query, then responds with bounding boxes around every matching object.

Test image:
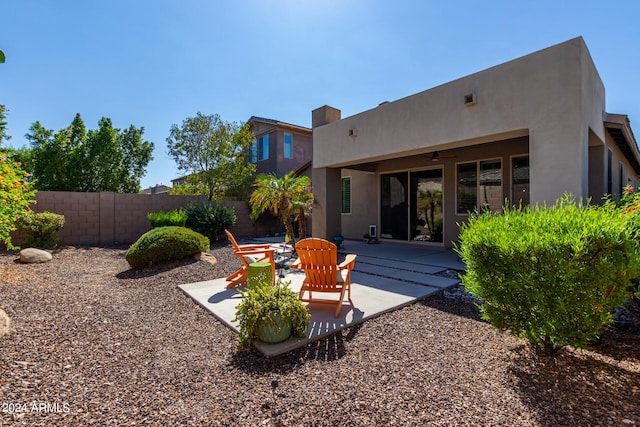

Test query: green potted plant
[233,279,311,348]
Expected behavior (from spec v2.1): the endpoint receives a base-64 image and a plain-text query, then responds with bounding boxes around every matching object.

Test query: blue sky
[2,1,639,189]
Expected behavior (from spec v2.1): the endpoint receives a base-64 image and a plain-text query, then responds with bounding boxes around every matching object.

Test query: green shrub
[184,201,236,241]
[147,209,186,228]
[125,226,210,269]
[0,153,36,250]
[456,195,640,351]
[611,185,640,320]
[15,211,65,249]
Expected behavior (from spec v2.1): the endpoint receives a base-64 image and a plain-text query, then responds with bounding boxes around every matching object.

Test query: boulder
[0,309,10,339]
[19,248,53,264]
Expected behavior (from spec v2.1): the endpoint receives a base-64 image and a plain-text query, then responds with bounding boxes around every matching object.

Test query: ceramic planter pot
[256,310,292,343]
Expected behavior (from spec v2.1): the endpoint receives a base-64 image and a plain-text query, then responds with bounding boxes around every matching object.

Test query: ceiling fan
[429,151,456,161]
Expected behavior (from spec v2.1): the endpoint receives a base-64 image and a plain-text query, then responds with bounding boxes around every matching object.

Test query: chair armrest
[338,254,357,270]
[238,243,273,250]
[291,258,301,269]
[235,248,275,259]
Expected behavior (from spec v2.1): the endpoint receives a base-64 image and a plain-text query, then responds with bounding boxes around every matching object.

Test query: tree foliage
[0,152,36,249]
[25,114,153,193]
[249,171,313,245]
[1,146,34,177]
[0,104,10,146]
[166,112,255,201]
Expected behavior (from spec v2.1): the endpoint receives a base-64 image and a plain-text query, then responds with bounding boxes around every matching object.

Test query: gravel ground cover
[0,244,639,426]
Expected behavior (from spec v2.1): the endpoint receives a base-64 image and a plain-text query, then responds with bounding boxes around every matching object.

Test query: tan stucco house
[311,37,640,248]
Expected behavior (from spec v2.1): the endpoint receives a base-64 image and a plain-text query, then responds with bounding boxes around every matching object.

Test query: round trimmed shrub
[125,226,210,269]
[15,211,65,249]
[456,195,640,351]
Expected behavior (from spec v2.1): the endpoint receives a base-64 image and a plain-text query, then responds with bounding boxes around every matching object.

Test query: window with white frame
[284,133,293,158]
[341,177,351,214]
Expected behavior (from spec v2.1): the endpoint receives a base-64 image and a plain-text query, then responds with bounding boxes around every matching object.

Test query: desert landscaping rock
[0,244,638,425]
[18,247,53,263]
[0,308,10,338]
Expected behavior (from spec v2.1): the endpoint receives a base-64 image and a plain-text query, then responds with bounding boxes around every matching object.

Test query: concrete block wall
[13,191,286,246]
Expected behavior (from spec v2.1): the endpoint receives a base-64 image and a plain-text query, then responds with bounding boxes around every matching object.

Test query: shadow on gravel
[417,292,486,323]
[230,324,364,375]
[589,322,640,364]
[509,343,640,425]
[116,259,201,279]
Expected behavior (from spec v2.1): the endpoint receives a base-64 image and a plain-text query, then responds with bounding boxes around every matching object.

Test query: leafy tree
[0,152,36,249]
[1,146,34,178]
[250,171,313,245]
[26,114,153,193]
[0,49,4,63]
[0,104,10,146]
[166,112,255,201]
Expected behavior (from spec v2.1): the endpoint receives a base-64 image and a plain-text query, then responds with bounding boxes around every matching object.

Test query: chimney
[312,105,341,128]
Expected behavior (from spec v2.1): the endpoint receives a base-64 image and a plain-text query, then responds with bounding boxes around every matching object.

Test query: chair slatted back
[295,238,340,292]
[225,229,241,251]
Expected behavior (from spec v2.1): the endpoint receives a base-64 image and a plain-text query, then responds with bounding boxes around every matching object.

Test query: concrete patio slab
[178,269,440,357]
[354,255,446,274]
[179,239,463,357]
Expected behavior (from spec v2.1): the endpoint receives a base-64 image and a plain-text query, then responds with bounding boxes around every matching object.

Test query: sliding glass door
[380,172,408,240]
[411,169,443,242]
[380,169,443,243]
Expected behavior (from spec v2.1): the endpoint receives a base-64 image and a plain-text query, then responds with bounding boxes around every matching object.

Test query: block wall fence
[13,191,281,246]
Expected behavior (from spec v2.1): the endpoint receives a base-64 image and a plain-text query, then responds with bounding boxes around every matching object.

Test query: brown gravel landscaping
[1,244,639,426]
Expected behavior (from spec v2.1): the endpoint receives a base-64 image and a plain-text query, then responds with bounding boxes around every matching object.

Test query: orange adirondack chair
[294,238,357,317]
[224,230,276,289]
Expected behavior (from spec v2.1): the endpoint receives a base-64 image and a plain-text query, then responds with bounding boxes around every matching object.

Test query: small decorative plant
[233,279,310,348]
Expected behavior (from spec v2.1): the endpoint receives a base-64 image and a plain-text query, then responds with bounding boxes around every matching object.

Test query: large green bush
[184,201,236,241]
[0,152,36,249]
[456,196,640,351]
[612,186,640,319]
[15,211,65,249]
[125,226,210,269]
[147,209,186,228]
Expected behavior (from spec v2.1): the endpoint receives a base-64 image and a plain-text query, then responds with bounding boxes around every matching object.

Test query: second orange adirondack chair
[294,237,357,317]
[224,230,276,289]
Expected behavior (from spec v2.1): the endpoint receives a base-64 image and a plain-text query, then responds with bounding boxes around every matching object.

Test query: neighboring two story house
[171,116,313,192]
[247,116,313,179]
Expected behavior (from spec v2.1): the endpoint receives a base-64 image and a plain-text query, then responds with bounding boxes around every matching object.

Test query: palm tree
[249,171,313,245]
[291,180,313,239]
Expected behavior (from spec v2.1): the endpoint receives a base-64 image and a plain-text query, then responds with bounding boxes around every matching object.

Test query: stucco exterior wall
[310,37,622,246]
[340,169,377,240]
[313,37,604,206]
